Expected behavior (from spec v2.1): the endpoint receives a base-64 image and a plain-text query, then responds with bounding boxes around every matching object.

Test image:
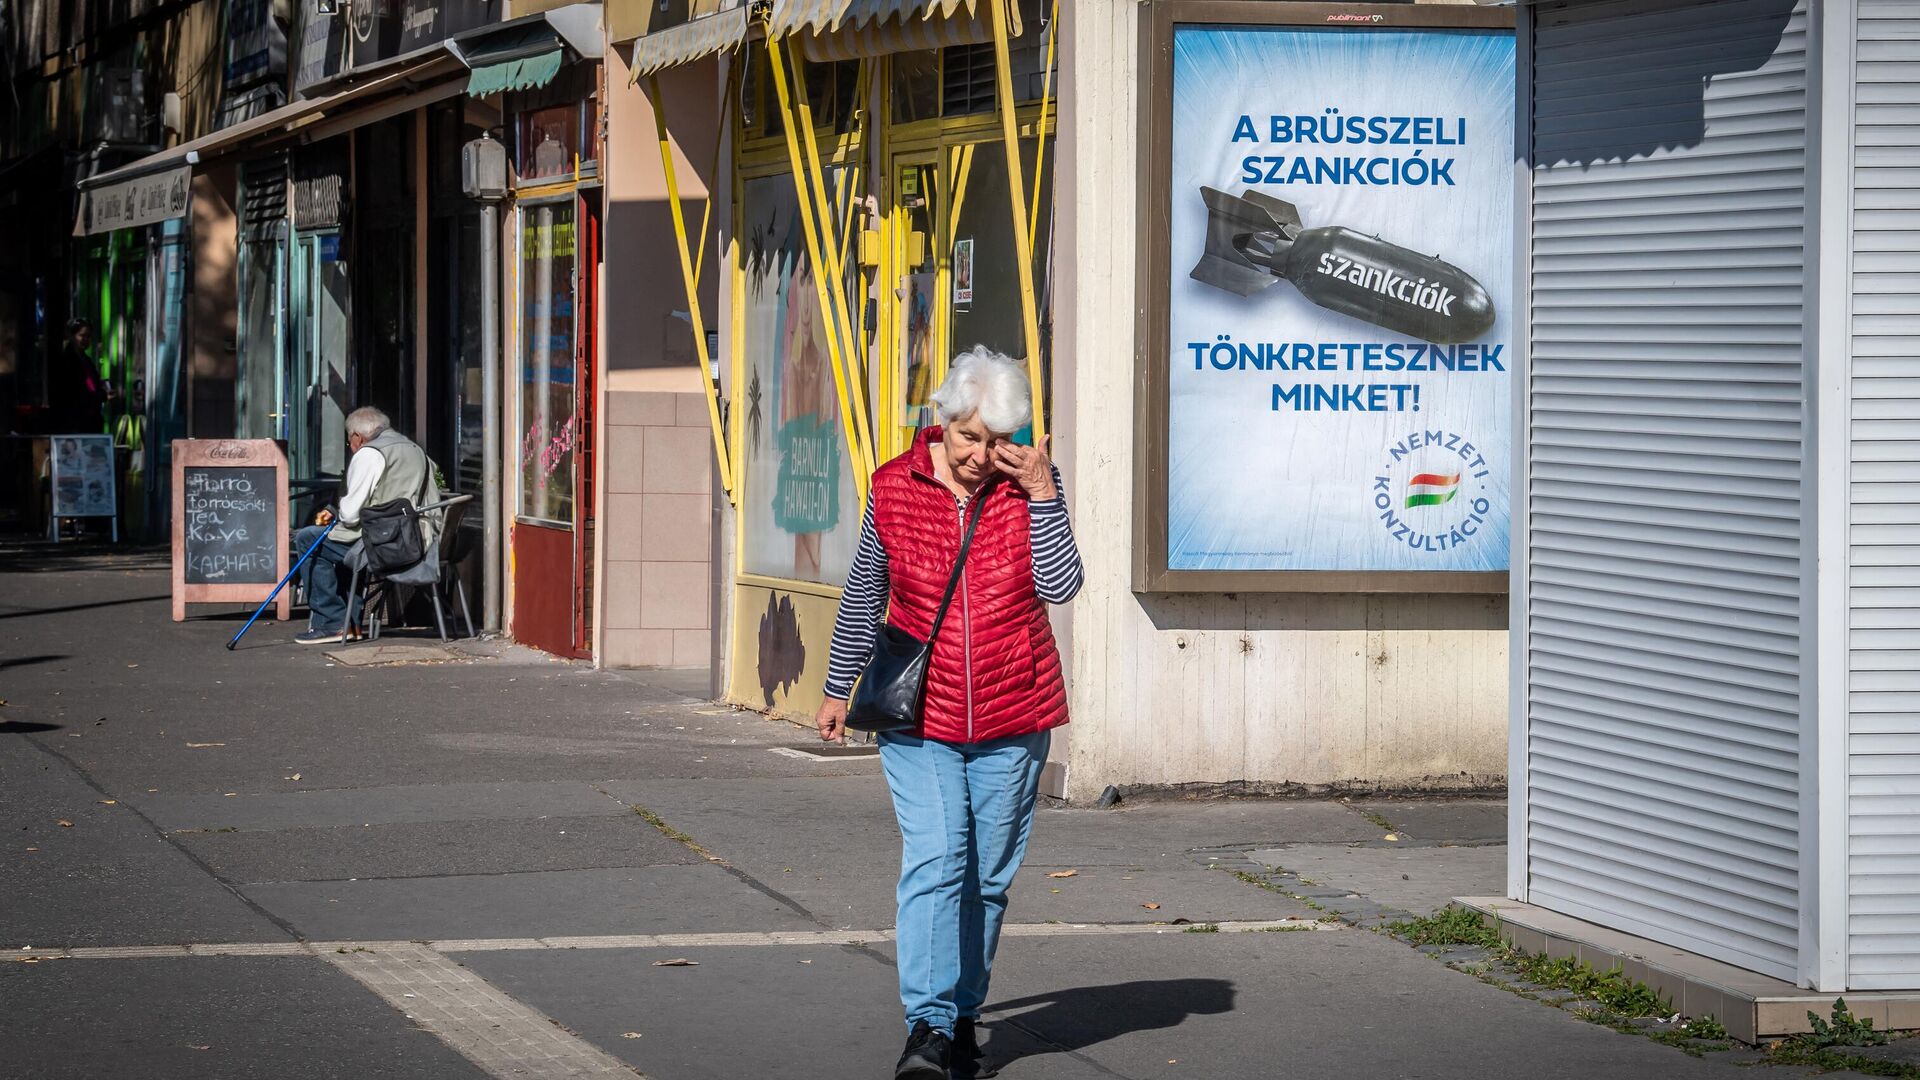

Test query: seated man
[293,406,441,644]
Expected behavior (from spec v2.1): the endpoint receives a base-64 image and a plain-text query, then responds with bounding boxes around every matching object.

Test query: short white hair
[930,346,1033,436]
[347,406,390,440]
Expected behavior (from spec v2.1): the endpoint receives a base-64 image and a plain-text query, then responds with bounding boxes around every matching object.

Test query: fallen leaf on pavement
[99,800,115,806]
[189,1045,210,1051]
[798,960,813,965]
[56,820,72,828]
[621,1033,643,1039]
[1143,902,1161,910]
[651,959,698,967]
[24,847,38,852]
[186,743,225,749]
[284,774,302,781]
[1046,870,1078,879]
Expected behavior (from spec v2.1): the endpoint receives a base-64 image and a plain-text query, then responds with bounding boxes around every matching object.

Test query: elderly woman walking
[816,347,1084,1080]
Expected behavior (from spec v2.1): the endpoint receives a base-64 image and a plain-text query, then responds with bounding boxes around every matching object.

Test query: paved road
[0,546,1839,1079]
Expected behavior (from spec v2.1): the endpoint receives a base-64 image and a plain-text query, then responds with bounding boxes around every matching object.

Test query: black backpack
[360,498,427,572]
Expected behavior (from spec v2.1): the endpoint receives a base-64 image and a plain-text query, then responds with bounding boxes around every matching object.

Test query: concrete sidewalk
[0,548,1845,1079]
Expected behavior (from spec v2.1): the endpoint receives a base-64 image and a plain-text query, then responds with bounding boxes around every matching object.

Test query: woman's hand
[992,435,1057,501]
[816,697,849,743]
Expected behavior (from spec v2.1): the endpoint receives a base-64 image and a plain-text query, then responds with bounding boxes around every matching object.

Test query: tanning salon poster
[1167,25,1515,573]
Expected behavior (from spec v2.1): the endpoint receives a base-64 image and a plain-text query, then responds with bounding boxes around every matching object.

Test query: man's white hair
[346,406,391,440]
[930,346,1033,436]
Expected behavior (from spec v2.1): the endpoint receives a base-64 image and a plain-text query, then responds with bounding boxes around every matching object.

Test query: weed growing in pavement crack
[1228,869,1344,923]
[1353,807,1395,832]
[1680,1015,1729,1041]
[1387,906,1502,949]
[1772,999,1888,1053]
[1508,953,1669,1017]
[1183,923,1220,934]
[1767,1003,1914,1079]
[631,806,721,862]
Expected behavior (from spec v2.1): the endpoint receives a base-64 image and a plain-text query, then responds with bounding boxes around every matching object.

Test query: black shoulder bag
[360,498,427,573]
[846,489,990,734]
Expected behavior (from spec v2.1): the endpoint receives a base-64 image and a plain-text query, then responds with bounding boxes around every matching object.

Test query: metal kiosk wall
[1510,0,1920,1009]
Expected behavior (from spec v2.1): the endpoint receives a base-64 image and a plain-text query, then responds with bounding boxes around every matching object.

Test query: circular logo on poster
[1371,429,1495,556]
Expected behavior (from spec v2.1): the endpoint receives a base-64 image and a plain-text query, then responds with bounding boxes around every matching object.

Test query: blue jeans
[880,728,1050,1036]
[294,524,353,632]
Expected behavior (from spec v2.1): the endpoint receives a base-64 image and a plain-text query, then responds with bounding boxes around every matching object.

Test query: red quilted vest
[871,428,1070,745]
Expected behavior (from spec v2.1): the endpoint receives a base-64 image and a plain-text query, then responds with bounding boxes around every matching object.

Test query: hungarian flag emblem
[1405,472,1460,508]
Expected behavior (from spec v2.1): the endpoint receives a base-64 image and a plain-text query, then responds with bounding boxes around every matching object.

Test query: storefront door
[511,194,598,658]
[289,231,351,480]
[881,135,1053,455]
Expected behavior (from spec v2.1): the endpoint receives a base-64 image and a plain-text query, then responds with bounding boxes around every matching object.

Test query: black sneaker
[953,1018,997,1078]
[895,1021,951,1080]
[295,628,345,645]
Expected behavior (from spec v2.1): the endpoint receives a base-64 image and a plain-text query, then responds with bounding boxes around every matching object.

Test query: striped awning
[801,1,1016,61]
[464,24,568,95]
[767,0,1016,38]
[629,5,750,77]
[626,0,1019,80]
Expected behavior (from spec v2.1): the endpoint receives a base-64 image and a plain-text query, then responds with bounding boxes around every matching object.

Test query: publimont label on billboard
[1167,25,1515,573]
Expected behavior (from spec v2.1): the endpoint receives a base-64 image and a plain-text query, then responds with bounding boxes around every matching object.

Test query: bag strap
[925,484,992,643]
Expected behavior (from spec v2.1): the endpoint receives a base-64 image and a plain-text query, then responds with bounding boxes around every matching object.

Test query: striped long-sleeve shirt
[824,466,1083,700]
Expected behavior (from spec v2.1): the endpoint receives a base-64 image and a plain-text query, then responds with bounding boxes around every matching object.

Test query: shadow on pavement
[0,721,62,734]
[0,539,170,574]
[983,978,1236,1072]
[0,595,170,620]
[0,653,68,670]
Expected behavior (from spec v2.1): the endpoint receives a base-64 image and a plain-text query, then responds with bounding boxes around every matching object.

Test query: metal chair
[346,494,476,642]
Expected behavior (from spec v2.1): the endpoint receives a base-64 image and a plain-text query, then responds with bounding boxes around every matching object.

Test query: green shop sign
[773,414,841,534]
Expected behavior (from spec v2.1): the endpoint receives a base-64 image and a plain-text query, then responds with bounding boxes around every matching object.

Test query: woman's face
[941,411,1006,486]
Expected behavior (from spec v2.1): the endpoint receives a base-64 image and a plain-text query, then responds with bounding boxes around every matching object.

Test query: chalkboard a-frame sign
[172,439,291,622]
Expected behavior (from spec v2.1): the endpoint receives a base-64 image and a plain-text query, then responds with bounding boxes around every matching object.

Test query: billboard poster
[739,175,861,587]
[52,435,117,519]
[1166,25,1514,573]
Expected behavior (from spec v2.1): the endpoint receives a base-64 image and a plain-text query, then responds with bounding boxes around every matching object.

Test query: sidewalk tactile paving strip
[326,943,644,1079]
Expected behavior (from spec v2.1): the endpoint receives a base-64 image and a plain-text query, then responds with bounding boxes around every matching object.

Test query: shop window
[518,200,578,525]
[889,0,1051,122]
[946,135,1053,437]
[738,173,862,586]
[517,103,584,182]
[509,67,599,183]
[891,49,940,124]
[739,47,861,143]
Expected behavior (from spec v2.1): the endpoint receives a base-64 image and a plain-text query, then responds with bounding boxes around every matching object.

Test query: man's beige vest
[331,429,441,548]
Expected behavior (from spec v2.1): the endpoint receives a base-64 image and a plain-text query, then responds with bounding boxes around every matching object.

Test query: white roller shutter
[1523,0,1807,981]
[1848,0,1920,991]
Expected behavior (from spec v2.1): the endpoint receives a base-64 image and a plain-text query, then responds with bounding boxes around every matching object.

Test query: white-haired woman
[817,347,1084,1079]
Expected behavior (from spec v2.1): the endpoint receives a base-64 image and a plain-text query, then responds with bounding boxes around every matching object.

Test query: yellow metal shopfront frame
[638,3,1059,712]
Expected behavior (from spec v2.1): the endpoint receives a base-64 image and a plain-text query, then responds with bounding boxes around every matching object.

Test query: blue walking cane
[227,512,335,650]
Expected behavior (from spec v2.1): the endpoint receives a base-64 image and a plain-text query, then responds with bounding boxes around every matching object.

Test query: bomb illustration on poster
[1164,25,1515,575]
[1190,187,1495,345]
